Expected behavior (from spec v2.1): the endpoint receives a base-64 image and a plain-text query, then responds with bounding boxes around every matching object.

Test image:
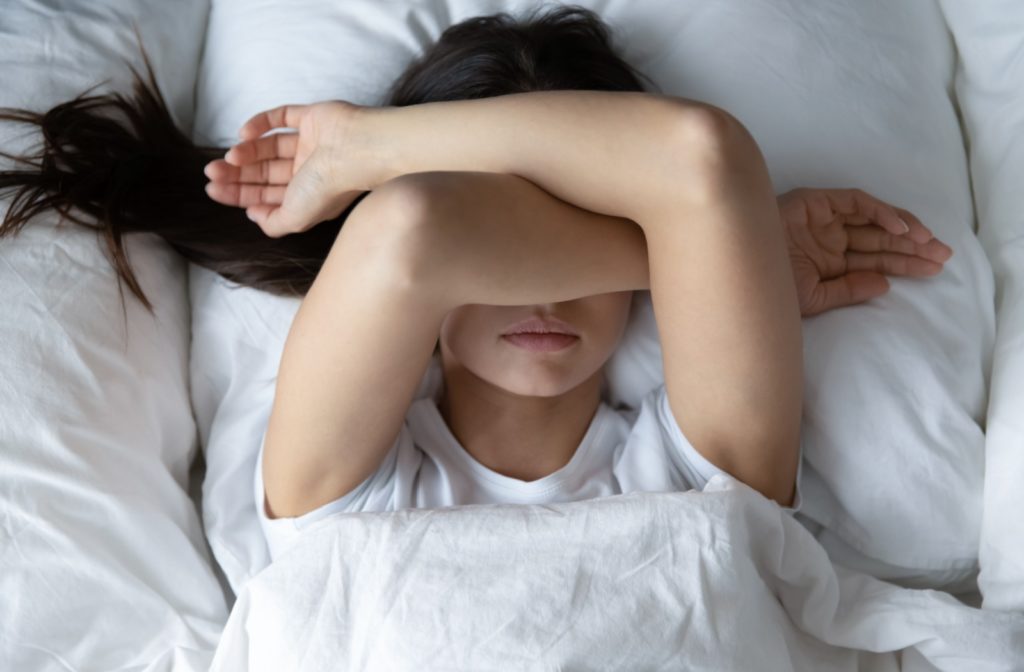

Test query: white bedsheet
[209,478,1023,672]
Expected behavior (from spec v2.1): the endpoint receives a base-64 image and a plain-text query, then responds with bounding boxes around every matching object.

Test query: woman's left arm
[636,116,804,506]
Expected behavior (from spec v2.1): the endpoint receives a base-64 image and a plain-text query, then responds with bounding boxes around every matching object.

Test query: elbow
[670,100,738,146]
[765,454,801,509]
[337,173,450,300]
[694,432,801,509]
[661,99,765,203]
[777,482,798,509]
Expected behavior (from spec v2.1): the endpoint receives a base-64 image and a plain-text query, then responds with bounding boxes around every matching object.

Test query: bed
[1,0,1022,670]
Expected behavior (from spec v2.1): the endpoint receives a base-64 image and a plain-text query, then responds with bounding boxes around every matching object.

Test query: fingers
[846,225,953,262]
[846,226,917,255]
[845,251,944,277]
[891,205,935,245]
[244,204,275,229]
[803,188,936,244]
[807,272,890,317]
[204,181,287,208]
[238,104,308,140]
[823,189,914,237]
[203,154,294,208]
[204,158,294,185]
[223,132,299,165]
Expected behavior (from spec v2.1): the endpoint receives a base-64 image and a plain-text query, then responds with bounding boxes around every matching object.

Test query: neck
[436,356,604,482]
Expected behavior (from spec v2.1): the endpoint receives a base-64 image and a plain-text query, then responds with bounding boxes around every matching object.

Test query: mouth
[500,316,580,353]
[501,332,580,352]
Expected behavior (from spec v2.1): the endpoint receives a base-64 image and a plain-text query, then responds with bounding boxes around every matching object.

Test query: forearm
[354,90,712,225]
[391,171,649,310]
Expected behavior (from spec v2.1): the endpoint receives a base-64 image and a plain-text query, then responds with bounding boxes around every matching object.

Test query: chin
[496,371,582,399]
[505,385,567,399]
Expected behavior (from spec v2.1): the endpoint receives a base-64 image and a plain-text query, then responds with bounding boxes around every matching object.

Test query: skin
[436,292,633,481]
[203,90,953,516]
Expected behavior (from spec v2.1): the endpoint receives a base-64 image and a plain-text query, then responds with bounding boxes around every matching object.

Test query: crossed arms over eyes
[245,93,802,518]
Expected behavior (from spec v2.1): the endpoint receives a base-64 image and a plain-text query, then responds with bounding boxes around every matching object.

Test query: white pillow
[939,0,1024,611]
[191,0,992,593]
[0,1,227,670]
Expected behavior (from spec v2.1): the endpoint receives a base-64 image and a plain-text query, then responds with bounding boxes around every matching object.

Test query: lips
[500,316,580,337]
[500,316,580,353]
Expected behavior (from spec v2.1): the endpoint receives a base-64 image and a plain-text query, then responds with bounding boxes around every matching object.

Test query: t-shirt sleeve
[651,383,804,515]
[254,424,410,560]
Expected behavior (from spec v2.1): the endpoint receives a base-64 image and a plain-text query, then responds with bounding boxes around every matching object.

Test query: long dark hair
[0,4,653,314]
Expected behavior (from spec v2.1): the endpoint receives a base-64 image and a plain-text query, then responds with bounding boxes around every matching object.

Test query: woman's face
[438,290,635,397]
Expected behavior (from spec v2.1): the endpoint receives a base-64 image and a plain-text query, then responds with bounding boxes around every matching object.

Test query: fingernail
[897,217,910,234]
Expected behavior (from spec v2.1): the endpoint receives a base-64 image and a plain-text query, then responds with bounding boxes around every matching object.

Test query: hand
[778,188,953,317]
[202,101,370,238]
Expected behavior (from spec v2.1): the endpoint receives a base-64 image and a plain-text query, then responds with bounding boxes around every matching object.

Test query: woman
[0,5,951,559]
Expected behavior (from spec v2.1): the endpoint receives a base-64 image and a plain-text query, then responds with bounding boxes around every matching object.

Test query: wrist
[345,104,404,191]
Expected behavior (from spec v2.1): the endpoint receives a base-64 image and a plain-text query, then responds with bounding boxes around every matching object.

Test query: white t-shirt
[255,382,803,559]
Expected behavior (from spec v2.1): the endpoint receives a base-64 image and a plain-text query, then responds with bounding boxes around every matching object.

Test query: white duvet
[210,478,1024,672]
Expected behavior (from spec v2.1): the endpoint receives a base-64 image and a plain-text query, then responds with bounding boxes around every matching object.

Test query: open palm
[779,188,953,317]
